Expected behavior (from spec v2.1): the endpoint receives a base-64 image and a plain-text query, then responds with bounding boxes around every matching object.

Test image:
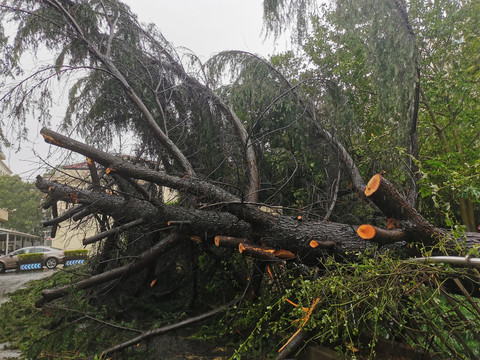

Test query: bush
[18,253,44,262]
[64,249,88,257]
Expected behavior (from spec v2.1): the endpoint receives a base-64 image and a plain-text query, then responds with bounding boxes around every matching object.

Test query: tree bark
[364,174,443,245]
[35,233,179,307]
[40,128,273,228]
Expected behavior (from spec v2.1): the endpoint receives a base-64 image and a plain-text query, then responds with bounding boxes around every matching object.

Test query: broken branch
[102,299,237,356]
[35,233,178,307]
[356,224,409,244]
[83,218,146,245]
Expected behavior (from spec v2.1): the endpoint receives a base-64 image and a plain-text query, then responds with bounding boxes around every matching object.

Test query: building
[0,151,12,176]
[49,161,98,252]
[49,159,178,252]
[0,228,42,255]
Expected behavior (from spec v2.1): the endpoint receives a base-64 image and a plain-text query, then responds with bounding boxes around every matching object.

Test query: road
[0,269,57,359]
[0,269,56,306]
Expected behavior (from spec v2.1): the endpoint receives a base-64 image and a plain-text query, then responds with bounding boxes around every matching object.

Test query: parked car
[0,246,64,273]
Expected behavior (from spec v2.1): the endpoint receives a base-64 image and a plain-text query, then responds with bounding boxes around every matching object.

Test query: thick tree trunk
[37,131,480,266]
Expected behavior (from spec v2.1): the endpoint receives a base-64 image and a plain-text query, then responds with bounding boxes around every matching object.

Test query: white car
[0,246,65,273]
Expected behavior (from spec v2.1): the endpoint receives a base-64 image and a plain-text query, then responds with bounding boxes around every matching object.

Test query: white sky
[5,0,287,181]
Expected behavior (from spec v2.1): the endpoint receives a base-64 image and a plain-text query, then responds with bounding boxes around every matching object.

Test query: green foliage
[211,254,480,359]
[0,268,149,360]
[411,0,480,229]
[18,253,43,261]
[64,249,89,257]
[264,0,479,228]
[0,175,46,234]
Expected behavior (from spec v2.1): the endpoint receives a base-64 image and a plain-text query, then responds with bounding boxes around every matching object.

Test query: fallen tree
[33,128,480,358]
[36,127,480,298]
[2,1,480,358]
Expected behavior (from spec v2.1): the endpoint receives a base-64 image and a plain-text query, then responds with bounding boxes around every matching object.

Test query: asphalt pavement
[0,269,56,359]
[0,269,56,306]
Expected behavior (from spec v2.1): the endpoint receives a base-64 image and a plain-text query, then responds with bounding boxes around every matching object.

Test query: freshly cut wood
[309,240,335,248]
[214,236,249,248]
[365,174,382,197]
[356,224,408,244]
[238,243,285,263]
[357,225,375,240]
[364,174,444,245]
[272,249,296,259]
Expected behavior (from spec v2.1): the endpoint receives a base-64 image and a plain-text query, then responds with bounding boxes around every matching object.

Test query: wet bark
[35,233,179,307]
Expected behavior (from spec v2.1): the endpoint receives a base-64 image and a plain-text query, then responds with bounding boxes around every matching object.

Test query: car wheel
[45,257,58,269]
[0,262,5,273]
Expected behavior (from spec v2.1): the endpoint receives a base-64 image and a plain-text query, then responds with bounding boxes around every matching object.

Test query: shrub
[64,249,88,257]
[18,253,44,262]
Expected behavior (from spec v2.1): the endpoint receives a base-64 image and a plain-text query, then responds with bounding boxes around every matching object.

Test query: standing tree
[0,174,45,234]
[0,0,479,358]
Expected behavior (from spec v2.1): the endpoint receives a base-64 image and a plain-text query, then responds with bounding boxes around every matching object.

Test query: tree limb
[35,233,179,307]
[102,299,238,356]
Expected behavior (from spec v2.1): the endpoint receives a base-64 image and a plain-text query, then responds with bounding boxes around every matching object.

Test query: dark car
[0,246,64,273]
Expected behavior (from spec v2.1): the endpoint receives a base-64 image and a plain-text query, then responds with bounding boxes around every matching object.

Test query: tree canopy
[0,0,479,358]
[0,174,45,234]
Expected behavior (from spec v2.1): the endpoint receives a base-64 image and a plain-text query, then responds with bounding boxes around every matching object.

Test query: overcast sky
[5,1,286,180]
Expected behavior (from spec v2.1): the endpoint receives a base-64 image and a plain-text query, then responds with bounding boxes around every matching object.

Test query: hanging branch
[323,168,341,221]
[43,0,195,175]
[50,201,59,238]
[86,157,101,191]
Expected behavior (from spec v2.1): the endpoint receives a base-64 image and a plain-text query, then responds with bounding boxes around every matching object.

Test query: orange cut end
[214,236,220,247]
[239,243,246,253]
[310,240,319,248]
[189,236,201,243]
[365,174,382,196]
[273,249,296,259]
[266,265,274,279]
[357,224,376,240]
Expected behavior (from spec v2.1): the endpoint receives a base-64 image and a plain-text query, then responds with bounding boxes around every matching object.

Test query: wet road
[0,269,56,306]
[0,269,56,358]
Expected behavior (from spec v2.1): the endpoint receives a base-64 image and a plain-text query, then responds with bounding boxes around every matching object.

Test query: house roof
[0,227,41,240]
